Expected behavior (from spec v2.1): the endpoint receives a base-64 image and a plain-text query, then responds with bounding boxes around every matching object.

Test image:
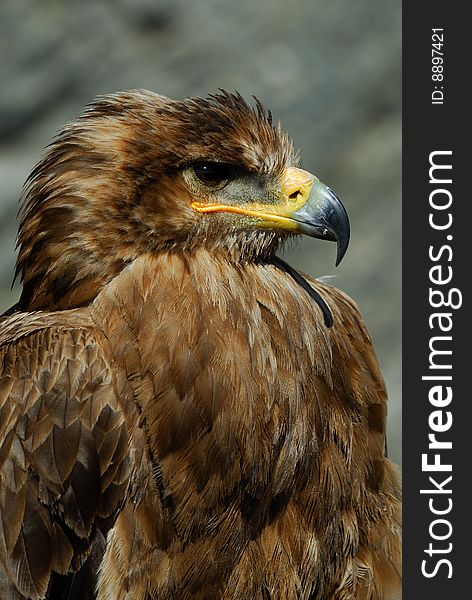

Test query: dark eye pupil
[193,162,230,186]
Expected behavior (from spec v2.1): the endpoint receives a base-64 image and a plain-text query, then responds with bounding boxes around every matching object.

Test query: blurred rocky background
[0,0,401,463]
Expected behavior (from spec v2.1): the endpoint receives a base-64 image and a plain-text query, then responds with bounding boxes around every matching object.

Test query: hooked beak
[191,167,350,266]
[288,177,350,266]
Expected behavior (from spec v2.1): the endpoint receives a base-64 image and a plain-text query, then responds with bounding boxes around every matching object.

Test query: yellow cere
[191,167,317,232]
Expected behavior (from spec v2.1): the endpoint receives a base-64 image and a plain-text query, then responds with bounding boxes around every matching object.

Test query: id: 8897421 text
[432,28,444,105]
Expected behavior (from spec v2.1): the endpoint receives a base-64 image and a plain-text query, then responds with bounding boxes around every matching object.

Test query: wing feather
[0,312,138,599]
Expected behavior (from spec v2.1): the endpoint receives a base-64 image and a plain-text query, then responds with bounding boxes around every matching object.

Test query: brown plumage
[0,90,401,599]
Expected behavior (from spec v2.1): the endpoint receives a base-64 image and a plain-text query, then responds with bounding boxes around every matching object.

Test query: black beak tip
[328,189,350,267]
[335,231,350,266]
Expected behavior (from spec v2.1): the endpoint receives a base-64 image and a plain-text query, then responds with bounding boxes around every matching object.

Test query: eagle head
[14,89,349,311]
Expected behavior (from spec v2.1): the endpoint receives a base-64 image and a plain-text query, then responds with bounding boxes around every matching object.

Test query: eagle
[0,90,401,599]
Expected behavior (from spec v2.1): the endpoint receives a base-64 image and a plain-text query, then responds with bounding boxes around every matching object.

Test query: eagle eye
[192,162,233,188]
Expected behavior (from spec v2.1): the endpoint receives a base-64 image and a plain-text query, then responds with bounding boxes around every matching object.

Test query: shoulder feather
[0,312,141,599]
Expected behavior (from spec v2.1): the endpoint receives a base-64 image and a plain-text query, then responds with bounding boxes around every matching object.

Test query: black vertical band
[403,4,468,597]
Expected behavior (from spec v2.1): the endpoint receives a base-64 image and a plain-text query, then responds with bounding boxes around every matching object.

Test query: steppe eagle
[0,90,401,599]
